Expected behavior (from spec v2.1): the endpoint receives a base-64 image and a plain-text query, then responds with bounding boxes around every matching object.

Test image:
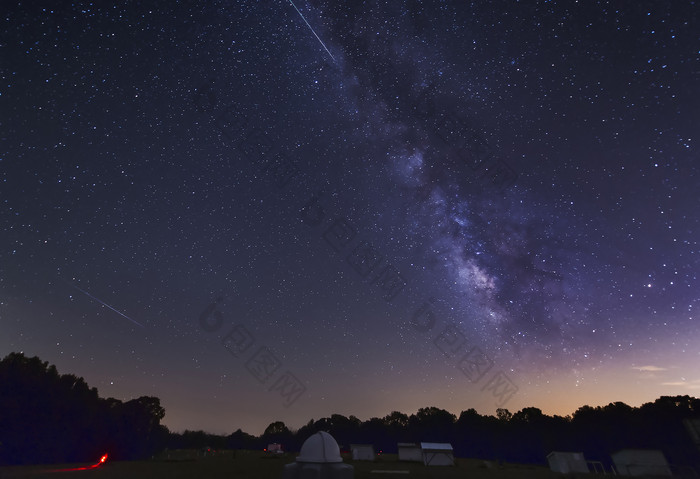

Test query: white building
[547,451,589,474]
[685,418,700,453]
[611,449,672,476]
[350,444,374,461]
[420,442,454,466]
[397,443,422,462]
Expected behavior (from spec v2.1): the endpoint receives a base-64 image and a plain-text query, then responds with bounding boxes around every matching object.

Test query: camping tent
[547,451,589,474]
[420,443,454,466]
[350,444,374,461]
[611,449,671,476]
[398,443,422,462]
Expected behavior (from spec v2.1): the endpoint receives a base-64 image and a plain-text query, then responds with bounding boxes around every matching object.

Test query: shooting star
[287,0,336,62]
[68,282,145,328]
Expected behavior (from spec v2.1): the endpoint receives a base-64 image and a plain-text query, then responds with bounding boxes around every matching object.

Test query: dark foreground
[0,450,570,479]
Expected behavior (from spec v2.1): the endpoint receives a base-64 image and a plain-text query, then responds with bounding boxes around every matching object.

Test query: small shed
[420,442,454,466]
[611,449,671,476]
[267,443,283,454]
[397,443,422,462]
[350,444,374,461]
[547,451,589,474]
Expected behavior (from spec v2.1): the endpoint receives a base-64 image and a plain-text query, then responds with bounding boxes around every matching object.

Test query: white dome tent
[283,431,353,479]
[296,431,343,463]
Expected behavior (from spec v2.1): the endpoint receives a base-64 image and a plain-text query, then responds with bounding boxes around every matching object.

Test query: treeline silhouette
[181,402,700,469]
[0,353,168,465]
[2,353,699,468]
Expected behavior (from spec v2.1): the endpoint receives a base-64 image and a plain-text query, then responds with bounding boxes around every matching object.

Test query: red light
[46,453,109,472]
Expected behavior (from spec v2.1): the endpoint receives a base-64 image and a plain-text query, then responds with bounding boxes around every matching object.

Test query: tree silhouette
[226,428,259,450]
[408,407,456,443]
[3,352,699,469]
[262,421,293,448]
[496,408,512,421]
[0,353,167,465]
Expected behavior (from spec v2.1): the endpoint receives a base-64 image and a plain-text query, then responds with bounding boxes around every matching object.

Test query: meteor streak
[69,282,145,328]
[287,0,336,62]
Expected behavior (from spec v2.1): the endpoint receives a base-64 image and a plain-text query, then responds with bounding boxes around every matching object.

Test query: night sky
[2,1,699,436]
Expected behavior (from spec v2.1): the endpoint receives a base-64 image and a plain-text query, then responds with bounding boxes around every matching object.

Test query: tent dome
[296,431,342,463]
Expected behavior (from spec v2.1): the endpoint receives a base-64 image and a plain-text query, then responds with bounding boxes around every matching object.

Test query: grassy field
[0,450,566,479]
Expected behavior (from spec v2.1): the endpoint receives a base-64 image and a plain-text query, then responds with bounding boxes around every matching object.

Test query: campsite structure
[547,451,590,474]
[420,442,454,466]
[267,443,283,454]
[282,431,353,479]
[350,444,374,461]
[397,443,422,462]
[685,418,700,454]
[611,449,672,476]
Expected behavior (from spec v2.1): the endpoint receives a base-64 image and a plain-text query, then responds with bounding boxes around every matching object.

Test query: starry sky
[2,0,699,436]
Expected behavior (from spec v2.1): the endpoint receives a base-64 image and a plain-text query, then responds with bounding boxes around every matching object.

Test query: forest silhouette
[1,352,699,468]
